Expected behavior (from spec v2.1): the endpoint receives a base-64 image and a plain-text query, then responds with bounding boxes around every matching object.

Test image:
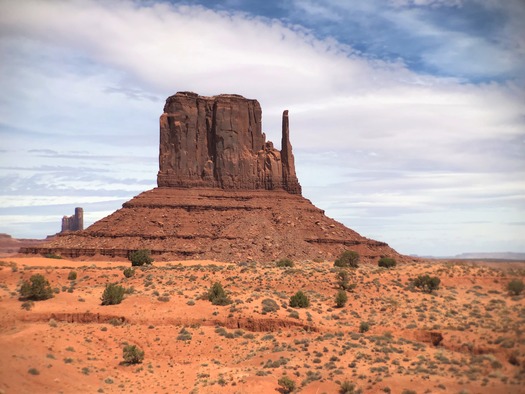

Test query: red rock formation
[61,207,83,232]
[157,92,301,194]
[22,92,400,262]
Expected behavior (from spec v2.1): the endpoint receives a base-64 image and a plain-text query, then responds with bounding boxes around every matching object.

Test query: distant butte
[23,92,400,262]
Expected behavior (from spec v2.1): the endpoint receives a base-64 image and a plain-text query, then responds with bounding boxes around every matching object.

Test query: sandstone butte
[23,92,402,263]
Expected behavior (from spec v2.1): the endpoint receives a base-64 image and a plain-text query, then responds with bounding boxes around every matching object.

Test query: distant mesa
[61,207,84,233]
[23,92,399,262]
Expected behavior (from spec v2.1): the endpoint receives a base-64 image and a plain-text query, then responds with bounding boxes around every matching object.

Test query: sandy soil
[0,256,524,393]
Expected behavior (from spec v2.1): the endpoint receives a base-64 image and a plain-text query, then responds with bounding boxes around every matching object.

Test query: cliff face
[157,92,301,194]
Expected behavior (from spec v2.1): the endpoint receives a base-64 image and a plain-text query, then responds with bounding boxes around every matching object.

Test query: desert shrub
[289,290,309,308]
[359,321,370,333]
[67,271,77,280]
[276,259,294,268]
[21,300,34,310]
[101,283,125,305]
[277,375,296,393]
[340,380,360,394]
[207,282,232,306]
[122,344,144,364]
[44,253,62,259]
[335,290,348,308]
[129,249,153,266]
[27,368,40,375]
[334,250,359,268]
[507,279,524,295]
[412,275,440,293]
[19,274,54,301]
[123,267,135,278]
[336,270,356,291]
[378,257,396,269]
[261,298,280,314]
[176,327,192,341]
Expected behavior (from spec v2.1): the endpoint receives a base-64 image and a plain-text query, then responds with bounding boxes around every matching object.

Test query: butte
[24,92,400,262]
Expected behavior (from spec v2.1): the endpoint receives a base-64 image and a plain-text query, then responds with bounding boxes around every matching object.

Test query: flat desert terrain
[0,256,524,393]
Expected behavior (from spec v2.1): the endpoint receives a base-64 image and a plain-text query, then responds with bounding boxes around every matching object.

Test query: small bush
[336,270,356,291]
[123,267,135,278]
[340,380,360,394]
[334,250,359,268]
[67,271,77,280]
[101,283,125,305]
[44,253,62,259]
[335,290,348,308]
[289,291,309,308]
[378,257,396,268]
[276,259,294,268]
[21,301,34,311]
[129,249,153,266]
[176,327,192,341]
[359,321,370,333]
[28,368,40,375]
[277,375,296,393]
[122,345,144,364]
[20,274,54,301]
[413,275,440,293]
[207,282,232,306]
[507,279,524,295]
[261,298,280,314]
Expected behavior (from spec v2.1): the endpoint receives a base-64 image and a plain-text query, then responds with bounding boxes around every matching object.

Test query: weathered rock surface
[23,188,398,262]
[23,92,400,262]
[158,92,301,194]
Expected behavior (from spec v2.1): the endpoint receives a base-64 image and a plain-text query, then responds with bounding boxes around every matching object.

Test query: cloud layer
[0,0,523,255]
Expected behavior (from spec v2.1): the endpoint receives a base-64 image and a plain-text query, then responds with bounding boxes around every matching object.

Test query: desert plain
[0,256,523,394]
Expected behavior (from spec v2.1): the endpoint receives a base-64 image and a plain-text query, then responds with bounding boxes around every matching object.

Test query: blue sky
[0,0,524,256]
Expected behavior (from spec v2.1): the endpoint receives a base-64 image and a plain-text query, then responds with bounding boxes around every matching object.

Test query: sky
[0,0,524,257]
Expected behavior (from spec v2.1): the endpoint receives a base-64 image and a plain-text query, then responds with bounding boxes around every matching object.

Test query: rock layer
[158,92,301,194]
[22,188,397,262]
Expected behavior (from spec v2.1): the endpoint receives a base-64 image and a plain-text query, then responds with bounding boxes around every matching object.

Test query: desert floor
[0,256,524,394]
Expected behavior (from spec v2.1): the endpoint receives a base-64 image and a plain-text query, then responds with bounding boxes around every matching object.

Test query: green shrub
[19,274,54,301]
[176,327,192,341]
[507,279,524,295]
[378,257,396,268]
[413,275,440,293]
[44,253,62,259]
[21,301,34,310]
[129,249,153,266]
[27,368,40,375]
[359,321,370,333]
[334,250,359,268]
[277,375,296,393]
[335,290,348,308]
[289,290,309,308]
[67,271,77,280]
[336,270,356,291]
[122,344,144,364]
[101,283,125,305]
[207,282,232,306]
[261,298,280,314]
[123,267,135,278]
[276,259,294,268]
[340,380,360,394]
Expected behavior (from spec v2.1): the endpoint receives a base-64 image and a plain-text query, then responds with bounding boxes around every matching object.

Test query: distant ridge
[453,252,525,261]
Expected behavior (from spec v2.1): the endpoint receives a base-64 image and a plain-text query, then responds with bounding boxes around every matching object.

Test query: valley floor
[0,256,524,393]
